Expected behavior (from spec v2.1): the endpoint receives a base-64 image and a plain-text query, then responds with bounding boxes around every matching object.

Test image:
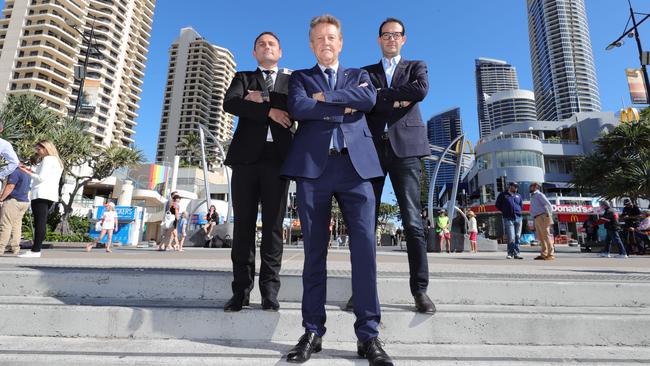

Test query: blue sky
[132,0,646,159]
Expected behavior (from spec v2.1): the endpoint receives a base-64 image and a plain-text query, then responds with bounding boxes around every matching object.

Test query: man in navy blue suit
[282,15,393,366]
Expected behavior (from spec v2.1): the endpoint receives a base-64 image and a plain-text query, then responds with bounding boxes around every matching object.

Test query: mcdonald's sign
[477,205,487,213]
[620,107,641,123]
[570,214,579,223]
[455,139,474,155]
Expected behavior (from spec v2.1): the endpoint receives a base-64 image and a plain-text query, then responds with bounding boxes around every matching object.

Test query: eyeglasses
[380,32,403,40]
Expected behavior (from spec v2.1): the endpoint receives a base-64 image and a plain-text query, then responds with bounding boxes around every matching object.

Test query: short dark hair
[253,32,281,50]
[379,17,405,36]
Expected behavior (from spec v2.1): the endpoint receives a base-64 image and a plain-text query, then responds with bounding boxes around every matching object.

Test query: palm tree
[176,132,202,167]
[572,112,650,203]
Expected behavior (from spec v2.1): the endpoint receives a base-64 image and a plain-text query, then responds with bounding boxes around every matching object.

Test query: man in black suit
[351,18,435,314]
[222,32,292,312]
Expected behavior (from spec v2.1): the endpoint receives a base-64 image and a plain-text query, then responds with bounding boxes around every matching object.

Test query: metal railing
[477,133,540,145]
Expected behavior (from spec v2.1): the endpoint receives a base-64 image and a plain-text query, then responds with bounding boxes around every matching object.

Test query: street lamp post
[66,19,101,119]
[607,0,650,104]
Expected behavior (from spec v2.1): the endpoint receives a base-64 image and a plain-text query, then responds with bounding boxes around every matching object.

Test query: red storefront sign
[469,204,595,223]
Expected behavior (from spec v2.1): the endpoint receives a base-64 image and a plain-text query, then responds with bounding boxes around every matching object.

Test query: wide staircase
[0,250,649,365]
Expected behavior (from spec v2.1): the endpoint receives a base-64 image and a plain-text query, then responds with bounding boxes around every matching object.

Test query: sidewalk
[2,247,649,280]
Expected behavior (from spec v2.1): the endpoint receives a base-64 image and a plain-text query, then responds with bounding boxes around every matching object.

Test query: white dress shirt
[317,63,346,149]
[29,155,64,202]
[0,137,19,180]
[259,66,279,142]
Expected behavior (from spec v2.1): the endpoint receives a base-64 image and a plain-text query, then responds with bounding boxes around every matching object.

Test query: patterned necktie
[324,68,344,151]
[263,69,275,92]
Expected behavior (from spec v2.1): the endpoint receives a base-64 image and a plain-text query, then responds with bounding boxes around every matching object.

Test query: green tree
[0,94,146,233]
[572,110,650,203]
[176,132,202,167]
[377,201,399,233]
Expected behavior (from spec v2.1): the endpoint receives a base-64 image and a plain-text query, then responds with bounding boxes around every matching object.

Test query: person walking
[598,200,628,258]
[495,182,524,260]
[177,211,188,252]
[529,182,555,260]
[87,202,118,253]
[582,215,598,252]
[0,168,31,255]
[281,15,392,365]
[17,140,63,258]
[467,210,478,253]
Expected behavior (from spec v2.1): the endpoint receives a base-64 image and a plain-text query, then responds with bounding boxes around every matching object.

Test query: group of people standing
[222,15,436,365]
[0,122,63,258]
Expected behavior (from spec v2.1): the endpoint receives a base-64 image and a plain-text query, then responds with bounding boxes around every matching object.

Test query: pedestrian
[582,215,598,252]
[0,167,31,255]
[598,200,628,258]
[87,202,118,252]
[467,210,478,253]
[621,199,641,254]
[222,31,292,313]
[436,209,451,253]
[529,182,555,260]
[17,140,63,258]
[160,194,180,251]
[177,211,188,252]
[495,182,524,260]
[0,119,20,180]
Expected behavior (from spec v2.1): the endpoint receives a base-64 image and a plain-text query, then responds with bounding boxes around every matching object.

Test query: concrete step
[2,266,649,307]
[1,297,649,346]
[0,337,649,365]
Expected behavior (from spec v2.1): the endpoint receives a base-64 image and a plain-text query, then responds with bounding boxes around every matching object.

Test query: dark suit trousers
[296,154,380,342]
[230,143,289,301]
[372,138,429,295]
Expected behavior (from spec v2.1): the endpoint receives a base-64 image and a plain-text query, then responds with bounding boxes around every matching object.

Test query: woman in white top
[87,202,118,253]
[467,210,478,253]
[17,140,64,258]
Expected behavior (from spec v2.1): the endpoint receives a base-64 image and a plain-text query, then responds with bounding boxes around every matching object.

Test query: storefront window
[477,154,492,171]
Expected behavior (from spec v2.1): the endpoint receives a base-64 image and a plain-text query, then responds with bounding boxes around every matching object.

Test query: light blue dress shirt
[0,138,19,180]
[382,55,401,88]
[317,63,346,149]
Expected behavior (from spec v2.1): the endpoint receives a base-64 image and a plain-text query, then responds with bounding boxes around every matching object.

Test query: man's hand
[245,90,264,103]
[312,92,325,102]
[393,101,412,109]
[268,108,292,128]
[344,108,357,114]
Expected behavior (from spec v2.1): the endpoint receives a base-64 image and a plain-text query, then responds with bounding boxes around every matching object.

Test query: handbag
[162,211,175,229]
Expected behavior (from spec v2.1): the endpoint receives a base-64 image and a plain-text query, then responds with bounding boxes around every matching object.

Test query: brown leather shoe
[544,255,555,260]
[534,255,546,260]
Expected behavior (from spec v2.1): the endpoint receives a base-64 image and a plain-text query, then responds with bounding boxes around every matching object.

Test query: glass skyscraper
[426,108,463,206]
[528,0,600,121]
[475,58,519,138]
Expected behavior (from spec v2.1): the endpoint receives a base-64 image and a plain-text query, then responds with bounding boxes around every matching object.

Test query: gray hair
[309,14,342,38]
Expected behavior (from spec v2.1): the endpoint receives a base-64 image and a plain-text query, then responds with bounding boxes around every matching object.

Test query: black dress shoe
[414,293,436,314]
[343,295,354,312]
[514,255,524,260]
[286,331,322,363]
[357,338,393,366]
[223,295,249,312]
[261,298,280,312]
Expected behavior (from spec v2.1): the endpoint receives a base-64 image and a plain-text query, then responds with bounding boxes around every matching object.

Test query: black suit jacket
[363,59,430,158]
[223,68,292,165]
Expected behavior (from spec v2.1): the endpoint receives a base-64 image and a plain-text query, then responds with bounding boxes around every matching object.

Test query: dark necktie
[263,69,275,92]
[324,68,344,151]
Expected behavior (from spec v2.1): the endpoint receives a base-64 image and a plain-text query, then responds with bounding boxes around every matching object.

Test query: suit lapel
[391,58,407,86]
[274,70,288,92]
[335,66,347,90]
[310,65,330,92]
[254,68,265,91]
[375,61,388,88]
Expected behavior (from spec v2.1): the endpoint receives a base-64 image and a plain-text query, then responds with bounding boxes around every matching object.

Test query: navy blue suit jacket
[363,59,430,158]
[281,65,383,180]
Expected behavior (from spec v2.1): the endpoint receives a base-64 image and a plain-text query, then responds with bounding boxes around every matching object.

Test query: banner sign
[626,69,648,104]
